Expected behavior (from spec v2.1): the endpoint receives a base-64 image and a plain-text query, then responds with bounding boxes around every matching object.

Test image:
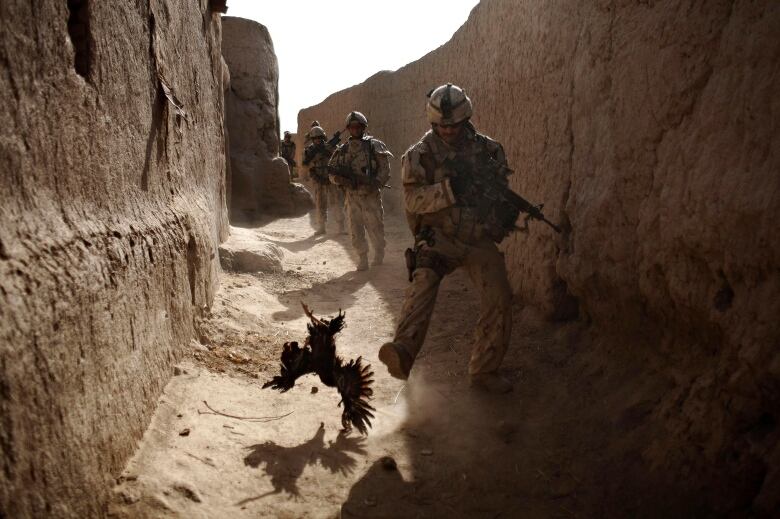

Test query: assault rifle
[327,130,342,148]
[327,164,391,189]
[303,132,342,165]
[303,144,327,166]
[443,153,562,240]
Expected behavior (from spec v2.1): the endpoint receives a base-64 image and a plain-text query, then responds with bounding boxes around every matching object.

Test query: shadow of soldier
[264,233,337,254]
[271,270,372,322]
[237,423,367,505]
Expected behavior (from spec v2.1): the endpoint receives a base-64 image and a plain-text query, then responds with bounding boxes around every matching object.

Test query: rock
[179,428,190,437]
[191,340,210,353]
[420,449,433,456]
[173,366,182,376]
[311,386,318,394]
[118,489,140,505]
[219,227,283,273]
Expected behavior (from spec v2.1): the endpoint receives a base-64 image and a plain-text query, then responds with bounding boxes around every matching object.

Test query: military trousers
[344,189,385,257]
[314,181,345,232]
[392,231,512,375]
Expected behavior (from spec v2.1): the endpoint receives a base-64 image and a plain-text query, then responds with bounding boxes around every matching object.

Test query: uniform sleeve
[371,140,392,185]
[376,152,391,185]
[402,146,456,214]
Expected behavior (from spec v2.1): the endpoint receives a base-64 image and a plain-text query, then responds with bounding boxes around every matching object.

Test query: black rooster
[262,303,375,434]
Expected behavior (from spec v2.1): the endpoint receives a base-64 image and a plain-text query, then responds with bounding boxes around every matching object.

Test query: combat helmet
[309,126,326,139]
[426,83,472,125]
[345,111,368,127]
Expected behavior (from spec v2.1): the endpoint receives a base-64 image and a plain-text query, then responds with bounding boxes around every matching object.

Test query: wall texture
[223,16,312,220]
[299,0,780,513]
[0,1,228,516]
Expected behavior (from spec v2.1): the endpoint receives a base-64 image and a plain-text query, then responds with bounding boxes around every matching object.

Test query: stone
[218,226,283,273]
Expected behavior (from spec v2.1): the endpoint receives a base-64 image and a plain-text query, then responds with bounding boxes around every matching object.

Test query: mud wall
[222,17,312,220]
[0,1,228,516]
[299,0,780,513]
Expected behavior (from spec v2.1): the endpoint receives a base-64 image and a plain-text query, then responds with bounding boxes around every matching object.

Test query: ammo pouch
[405,246,450,282]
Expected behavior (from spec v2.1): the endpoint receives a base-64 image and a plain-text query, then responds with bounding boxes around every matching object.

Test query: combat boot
[469,372,513,394]
[356,254,369,271]
[371,250,384,266]
[378,342,413,380]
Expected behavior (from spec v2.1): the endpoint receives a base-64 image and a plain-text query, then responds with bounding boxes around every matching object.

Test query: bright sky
[226,0,480,133]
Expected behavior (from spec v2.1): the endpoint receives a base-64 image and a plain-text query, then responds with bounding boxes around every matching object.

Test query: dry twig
[199,401,293,422]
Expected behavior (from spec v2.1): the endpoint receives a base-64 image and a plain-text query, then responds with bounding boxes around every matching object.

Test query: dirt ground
[108,212,698,519]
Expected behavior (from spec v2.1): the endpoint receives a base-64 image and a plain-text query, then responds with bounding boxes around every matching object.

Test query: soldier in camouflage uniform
[304,120,321,148]
[280,131,297,178]
[328,111,392,271]
[379,84,514,394]
[303,125,345,235]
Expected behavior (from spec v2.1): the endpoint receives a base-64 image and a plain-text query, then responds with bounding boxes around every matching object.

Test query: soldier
[302,125,346,235]
[280,131,297,178]
[304,120,321,148]
[379,84,514,394]
[328,111,392,271]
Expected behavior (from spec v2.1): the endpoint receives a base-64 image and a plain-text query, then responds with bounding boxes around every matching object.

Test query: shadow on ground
[240,423,367,504]
[338,300,714,518]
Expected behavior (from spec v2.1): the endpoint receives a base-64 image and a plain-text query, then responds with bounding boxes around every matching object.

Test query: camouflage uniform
[280,137,296,177]
[390,126,512,376]
[328,135,392,265]
[303,120,320,148]
[303,140,345,234]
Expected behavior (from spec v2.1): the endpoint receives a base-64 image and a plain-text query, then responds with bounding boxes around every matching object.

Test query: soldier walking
[280,131,297,178]
[302,125,346,235]
[379,84,515,394]
[328,111,392,271]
